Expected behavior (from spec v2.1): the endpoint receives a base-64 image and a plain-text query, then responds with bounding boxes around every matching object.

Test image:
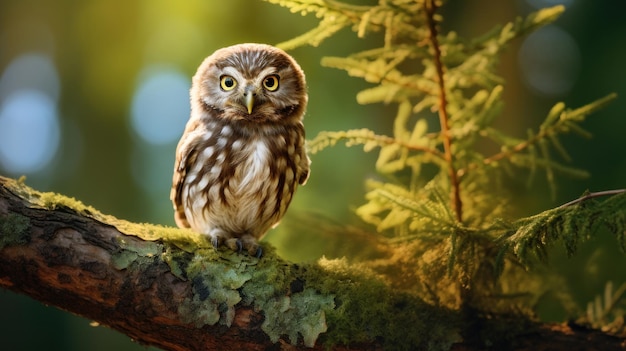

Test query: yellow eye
[220,75,237,91]
[262,75,279,91]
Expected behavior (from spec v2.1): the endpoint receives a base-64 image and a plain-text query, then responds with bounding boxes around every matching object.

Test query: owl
[170,43,310,257]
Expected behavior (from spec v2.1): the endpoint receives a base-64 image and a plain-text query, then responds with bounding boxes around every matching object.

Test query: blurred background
[0,0,625,349]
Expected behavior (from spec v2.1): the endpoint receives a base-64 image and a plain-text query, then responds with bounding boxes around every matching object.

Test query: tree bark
[0,175,625,351]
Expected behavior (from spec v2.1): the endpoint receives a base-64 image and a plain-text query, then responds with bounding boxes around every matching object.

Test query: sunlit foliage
[265,0,625,312]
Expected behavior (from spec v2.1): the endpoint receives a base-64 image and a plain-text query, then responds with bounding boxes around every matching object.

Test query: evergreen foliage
[265,0,625,318]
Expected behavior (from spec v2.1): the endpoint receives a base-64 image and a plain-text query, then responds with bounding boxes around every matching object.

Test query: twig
[457,128,547,178]
[558,189,626,209]
[424,0,463,223]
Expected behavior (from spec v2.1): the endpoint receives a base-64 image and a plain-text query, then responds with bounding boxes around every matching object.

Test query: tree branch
[0,175,446,350]
[1,175,625,350]
[425,0,463,224]
[558,189,626,208]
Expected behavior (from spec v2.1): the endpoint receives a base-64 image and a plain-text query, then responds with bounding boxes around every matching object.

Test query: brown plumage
[171,43,310,256]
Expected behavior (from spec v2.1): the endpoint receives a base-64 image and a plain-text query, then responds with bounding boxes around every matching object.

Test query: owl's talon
[235,239,243,252]
[210,236,220,249]
[255,246,263,258]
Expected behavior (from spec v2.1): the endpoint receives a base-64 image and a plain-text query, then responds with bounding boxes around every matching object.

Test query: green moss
[310,257,461,351]
[113,221,209,253]
[4,177,102,217]
[0,213,31,250]
[3,176,208,253]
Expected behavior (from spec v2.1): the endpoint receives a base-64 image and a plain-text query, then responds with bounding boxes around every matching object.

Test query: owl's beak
[244,90,254,114]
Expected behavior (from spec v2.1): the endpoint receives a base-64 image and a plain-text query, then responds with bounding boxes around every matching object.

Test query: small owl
[171,43,310,256]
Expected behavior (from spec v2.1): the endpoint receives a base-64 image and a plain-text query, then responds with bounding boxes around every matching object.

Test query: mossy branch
[2,176,626,350]
[0,175,446,350]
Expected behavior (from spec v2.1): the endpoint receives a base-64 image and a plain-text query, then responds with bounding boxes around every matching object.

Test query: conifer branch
[425,0,463,224]
[496,190,626,269]
[463,127,545,174]
[457,93,617,179]
[308,128,446,160]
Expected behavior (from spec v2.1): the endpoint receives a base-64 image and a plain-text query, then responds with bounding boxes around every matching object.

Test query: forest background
[0,0,625,350]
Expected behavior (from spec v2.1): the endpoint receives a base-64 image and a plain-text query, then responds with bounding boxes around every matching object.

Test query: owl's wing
[170,134,200,229]
[298,142,311,186]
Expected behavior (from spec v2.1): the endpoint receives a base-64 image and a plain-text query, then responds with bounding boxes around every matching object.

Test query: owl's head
[190,43,307,125]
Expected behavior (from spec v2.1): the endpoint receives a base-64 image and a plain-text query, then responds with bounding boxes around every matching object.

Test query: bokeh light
[130,66,189,145]
[0,53,61,174]
[129,66,190,224]
[518,25,580,96]
[0,90,60,173]
[0,53,60,103]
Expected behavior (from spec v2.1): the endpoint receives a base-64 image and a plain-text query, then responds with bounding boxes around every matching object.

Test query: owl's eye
[262,75,279,92]
[220,75,237,91]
